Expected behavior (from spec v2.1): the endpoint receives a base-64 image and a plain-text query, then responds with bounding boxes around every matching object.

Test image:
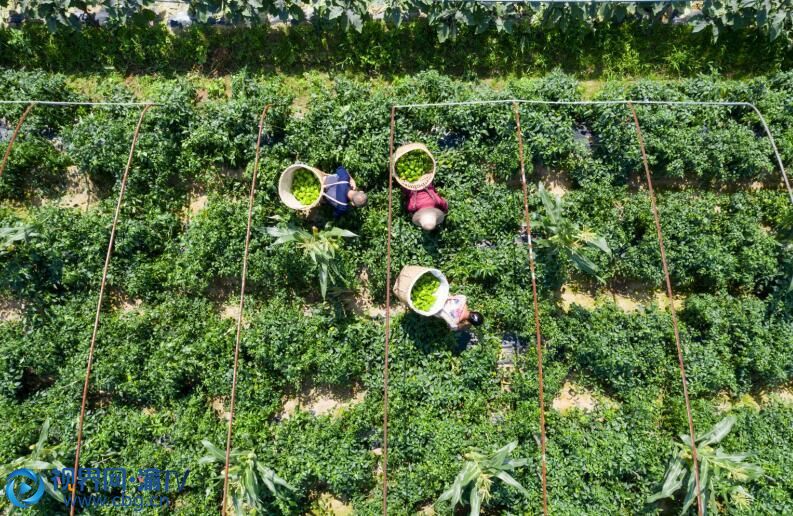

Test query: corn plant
[436,441,529,516]
[648,416,764,515]
[532,182,612,283]
[0,419,68,506]
[199,440,294,515]
[0,223,38,255]
[265,217,357,299]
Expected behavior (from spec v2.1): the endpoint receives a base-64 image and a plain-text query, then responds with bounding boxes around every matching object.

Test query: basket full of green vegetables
[393,265,449,316]
[279,164,326,210]
[391,143,437,191]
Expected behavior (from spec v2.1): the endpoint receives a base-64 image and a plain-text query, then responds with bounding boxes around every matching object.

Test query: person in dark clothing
[323,166,367,218]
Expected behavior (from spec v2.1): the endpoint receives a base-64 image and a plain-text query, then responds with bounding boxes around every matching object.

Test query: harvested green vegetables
[411,274,441,311]
[397,151,433,183]
[292,169,321,206]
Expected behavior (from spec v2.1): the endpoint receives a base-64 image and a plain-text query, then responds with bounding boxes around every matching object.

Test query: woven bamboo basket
[391,143,437,191]
[278,163,327,210]
[393,265,449,316]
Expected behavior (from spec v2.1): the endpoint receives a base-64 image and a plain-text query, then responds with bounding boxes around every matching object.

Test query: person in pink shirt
[436,294,483,331]
[404,184,448,231]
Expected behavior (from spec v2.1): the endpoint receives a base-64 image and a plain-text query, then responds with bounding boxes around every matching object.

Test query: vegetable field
[1,70,792,514]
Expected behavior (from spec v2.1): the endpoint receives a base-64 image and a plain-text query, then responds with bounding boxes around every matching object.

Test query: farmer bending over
[436,294,483,331]
[324,165,368,218]
[405,183,448,231]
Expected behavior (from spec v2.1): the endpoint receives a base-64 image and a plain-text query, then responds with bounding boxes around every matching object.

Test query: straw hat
[412,208,445,231]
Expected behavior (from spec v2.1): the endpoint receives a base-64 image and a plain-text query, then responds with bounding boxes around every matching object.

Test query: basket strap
[323,193,348,206]
[323,179,351,206]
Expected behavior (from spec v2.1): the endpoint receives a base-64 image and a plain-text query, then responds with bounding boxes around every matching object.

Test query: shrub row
[0,19,791,76]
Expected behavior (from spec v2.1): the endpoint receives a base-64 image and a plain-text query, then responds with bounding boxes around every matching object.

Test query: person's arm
[436,194,449,213]
[406,190,419,213]
[426,185,449,213]
[336,165,350,179]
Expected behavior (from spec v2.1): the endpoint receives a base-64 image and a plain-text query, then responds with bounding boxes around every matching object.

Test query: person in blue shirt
[323,165,368,218]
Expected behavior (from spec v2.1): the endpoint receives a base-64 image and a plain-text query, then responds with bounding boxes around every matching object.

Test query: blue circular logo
[5,468,45,509]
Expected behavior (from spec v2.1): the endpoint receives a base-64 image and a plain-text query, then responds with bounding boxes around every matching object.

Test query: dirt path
[280,383,366,420]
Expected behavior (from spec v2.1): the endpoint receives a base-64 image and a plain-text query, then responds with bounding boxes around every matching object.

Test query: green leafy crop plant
[648,416,765,515]
[437,441,530,516]
[396,151,433,183]
[200,440,296,515]
[291,169,321,206]
[410,273,440,311]
[265,218,357,299]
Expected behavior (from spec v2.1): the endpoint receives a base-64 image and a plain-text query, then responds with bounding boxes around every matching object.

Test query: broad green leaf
[648,458,686,502]
[583,235,612,257]
[469,485,482,516]
[570,251,600,278]
[680,463,699,515]
[494,471,529,497]
[698,416,735,446]
[200,440,226,461]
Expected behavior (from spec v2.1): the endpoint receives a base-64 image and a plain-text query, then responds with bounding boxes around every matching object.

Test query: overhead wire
[444,0,678,3]
[0,100,159,106]
[391,99,792,203]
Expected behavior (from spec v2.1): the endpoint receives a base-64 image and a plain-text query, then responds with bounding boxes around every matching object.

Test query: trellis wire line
[0,100,159,106]
[513,102,549,516]
[221,104,271,516]
[69,104,154,516]
[627,101,704,516]
[382,106,397,515]
[391,99,792,205]
[0,102,35,178]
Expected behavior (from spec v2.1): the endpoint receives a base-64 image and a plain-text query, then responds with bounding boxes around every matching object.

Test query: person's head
[414,208,444,231]
[467,311,484,326]
[348,190,368,208]
[418,211,437,230]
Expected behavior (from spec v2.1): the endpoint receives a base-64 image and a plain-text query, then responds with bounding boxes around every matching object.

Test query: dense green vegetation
[410,273,440,312]
[1,19,792,77]
[291,169,321,206]
[0,69,792,514]
[395,151,433,184]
